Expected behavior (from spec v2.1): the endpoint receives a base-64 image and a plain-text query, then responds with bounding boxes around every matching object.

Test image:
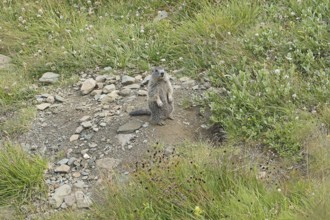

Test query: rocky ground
[17,67,211,215]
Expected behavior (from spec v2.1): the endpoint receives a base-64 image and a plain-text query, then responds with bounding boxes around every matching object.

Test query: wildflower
[161,58,166,62]
[277,188,281,192]
[274,69,281,74]
[194,206,204,217]
[292,93,297,99]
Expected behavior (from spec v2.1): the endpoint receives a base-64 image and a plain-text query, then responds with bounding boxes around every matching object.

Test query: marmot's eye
[155,69,158,73]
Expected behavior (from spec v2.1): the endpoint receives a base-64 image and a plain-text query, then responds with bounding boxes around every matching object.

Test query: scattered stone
[100,122,107,127]
[257,171,267,180]
[79,115,91,122]
[64,195,76,207]
[36,103,51,110]
[50,184,72,208]
[46,96,55,103]
[121,75,135,85]
[39,72,60,84]
[119,88,131,96]
[61,203,68,209]
[75,191,92,208]
[137,90,148,96]
[127,145,133,150]
[70,134,79,142]
[57,158,69,165]
[81,78,96,95]
[81,149,89,155]
[81,121,92,128]
[72,172,81,178]
[74,181,86,189]
[117,120,143,134]
[141,75,151,85]
[0,54,12,69]
[103,66,112,72]
[96,82,104,89]
[123,84,140,90]
[54,95,65,102]
[102,84,116,94]
[100,91,119,103]
[55,164,70,173]
[95,75,107,82]
[182,79,195,87]
[75,126,84,134]
[89,143,97,148]
[91,89,102,96]
[117,134,135,147]
[41,122,48,127]
[68,157,77,166]
[154,10,168,22]
[192,85,199,90]
[135,75,142,81]
[96,157,121,171]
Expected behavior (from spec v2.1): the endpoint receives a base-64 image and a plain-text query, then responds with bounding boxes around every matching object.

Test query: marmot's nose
[160,72,164,77]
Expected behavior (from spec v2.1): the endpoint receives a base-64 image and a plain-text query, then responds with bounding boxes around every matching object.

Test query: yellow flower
[194,206,204,217]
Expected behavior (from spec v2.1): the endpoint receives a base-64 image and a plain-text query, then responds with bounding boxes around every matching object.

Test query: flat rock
[95,75,107,82]
[54,95,65,102]
[96,157,121,170]
[123,83,140,90]
[117,120,143,134]
[102,84,116,94]
[79,115,91,122]
[81,121,92,128]
[70,134,79,142]
[39,72,59,84]
[0,54,12,69]
[46,96,55,103]
[154,10,168,22]
[75,191,92,208]
[119,88,131,96]
[50,184,72,208]
[117,134,135,147]
[137,90,148,96]
[141,75,151,85]
[81,78,96,95]
[75,126,84,134]
[57,158,69,165]
[64,194,76,207]
[100,91,119,103]
[36,103,51,110]
[55,164,70,173]
[121,75,135,85]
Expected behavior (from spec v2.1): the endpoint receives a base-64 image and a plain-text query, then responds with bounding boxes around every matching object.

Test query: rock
[117,120,143,134]
[50,184,72,208]
[64,195,76,207]
[75,191,92,208]
[81,149,89,155]
[67,157,77,166]
[192,85,199,90]
[135,75,142,81]
[72,172,81,178]
[91,89,102,96]
[0,54,12,69]
[121,75,135,85]
[119,88,131,96]
[75,126,84,134]
[61,202,68,209]
[183,79,195,87]
[36,103,51,110]
[123,84,140,90]
[70,134,79,142]
[95,75,107,82]
[141,75,151,86]
[79,115,91,122]
[55,164,71,173]
[102,84,116,94]
[46,95,55,103]
[81,121,92,128]
[55,95,65,102]
[96,157,121,170]
[96,82,104,89]
[154,10,168,22]
[81,78,96,95]
[100,91,119,103]
[137,90,148,96]
[117,134,135,147]
[57,158,69,165]
[100,122,107,127]
[39,72,59,84]
[73,181,86,189]
[83,153,90,159]
[103,66,112,72]
[257,171,267,180]
[89,142,97,148]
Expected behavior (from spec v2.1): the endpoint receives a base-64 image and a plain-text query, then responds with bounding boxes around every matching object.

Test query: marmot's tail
[129,109,151,116]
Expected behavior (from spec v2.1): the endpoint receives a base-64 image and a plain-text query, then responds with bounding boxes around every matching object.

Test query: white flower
[274,69,281,74]
[161,58,166,62]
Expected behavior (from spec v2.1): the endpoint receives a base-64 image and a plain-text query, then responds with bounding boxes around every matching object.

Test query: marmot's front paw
[157,100,163,107]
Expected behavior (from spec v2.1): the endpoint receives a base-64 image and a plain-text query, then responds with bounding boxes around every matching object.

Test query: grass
[0,0,329,219]
[0,142,47,206]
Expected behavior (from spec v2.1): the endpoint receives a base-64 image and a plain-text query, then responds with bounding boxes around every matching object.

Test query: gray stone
[96,82,104,89]
[55,95,65,102]
[117,120,143,134]
[73,180,86,189]
[67,157,77,166]
[117,134,135,147]
[0,54,12,69]
[55,164,70,173]
[81,149,89,155]
[119,88,131,96]
[95,75,107,82]
[102,84,116,94]
[75,191,92,208]
[57,158,69,165]
[39,72,59,84]
[36,103,51,110]
[64,194,76,207]
[70,134,79,142]
[137,90,148,96]
[100,91,119,103]
[83,153,90,159]
[91,89,102,96]
[123,84,140,90]
[121,75,135,85]
[46,96,55,103]
[75,126,84,134]
[154,10,168,22]
[96,157,121,170]
[141,75,151,85]
[50,184,72,208]
[81,121,92,128]
[72,172,81,178]
[81,78,96,95]
[79,116,91,122]
[103,66,112,72]
[89,142,97,148]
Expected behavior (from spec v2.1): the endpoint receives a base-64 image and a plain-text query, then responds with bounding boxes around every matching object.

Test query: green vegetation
[0,143,47,206]
[0,0,329,219]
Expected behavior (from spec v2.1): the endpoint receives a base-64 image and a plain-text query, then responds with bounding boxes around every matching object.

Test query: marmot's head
[151,67,166,80]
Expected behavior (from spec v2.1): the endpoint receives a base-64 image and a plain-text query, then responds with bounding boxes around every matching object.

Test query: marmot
[129,67,174,125]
